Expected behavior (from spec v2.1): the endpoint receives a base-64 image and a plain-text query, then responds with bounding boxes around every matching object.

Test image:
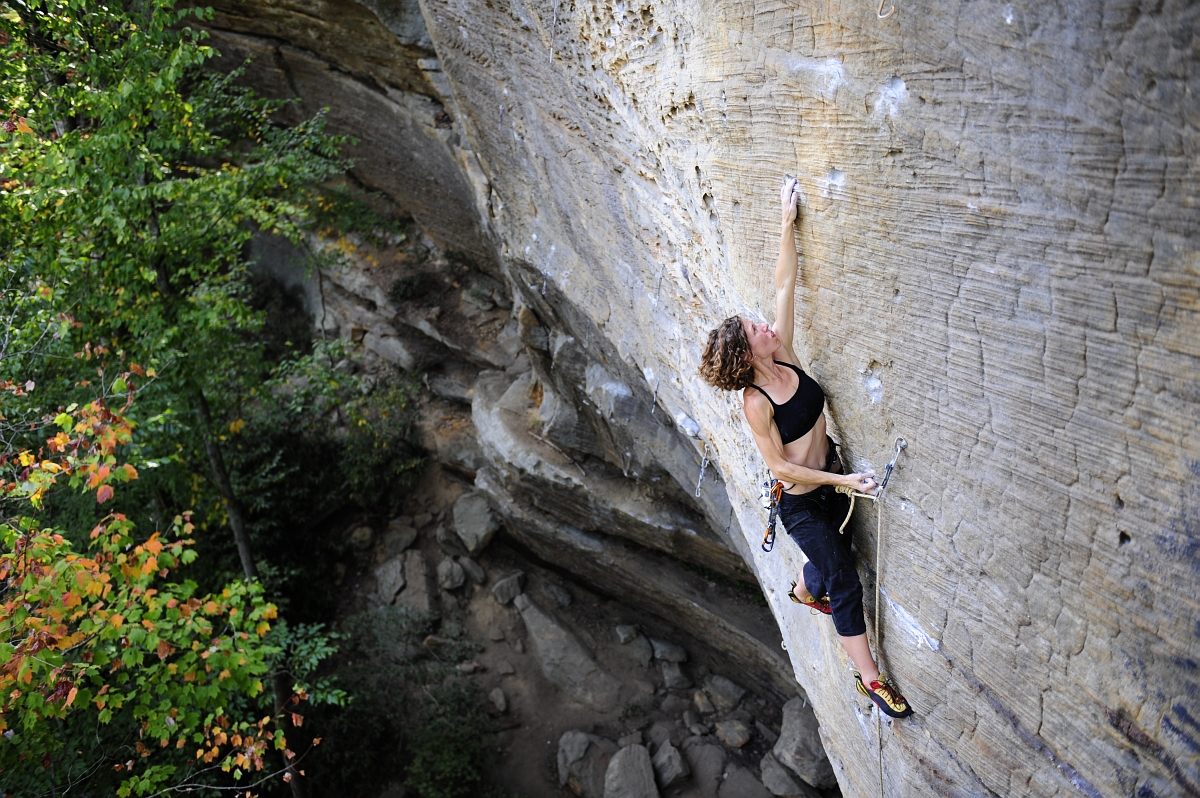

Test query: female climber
[698,178,913,719]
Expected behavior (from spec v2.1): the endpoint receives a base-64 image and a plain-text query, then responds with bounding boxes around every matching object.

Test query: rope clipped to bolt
[833,437,907,653]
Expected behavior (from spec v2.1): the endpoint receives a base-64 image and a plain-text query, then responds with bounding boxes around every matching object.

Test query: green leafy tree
[0,0,351,793]
[0,0,345,580]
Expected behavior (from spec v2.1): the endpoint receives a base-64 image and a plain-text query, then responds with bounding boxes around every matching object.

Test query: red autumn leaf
[290,712,303,727]
[96,485,114,504]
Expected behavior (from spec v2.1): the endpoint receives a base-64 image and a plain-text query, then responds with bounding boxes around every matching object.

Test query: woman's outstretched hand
[781,177,800,227]
[843,472,879,495]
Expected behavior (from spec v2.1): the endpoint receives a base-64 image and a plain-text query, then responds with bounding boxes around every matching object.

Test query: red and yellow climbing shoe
[854,672,914,719]
[788,581,832,615]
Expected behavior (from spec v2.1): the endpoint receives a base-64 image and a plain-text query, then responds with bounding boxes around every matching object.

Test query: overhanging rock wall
[205,0,1199,794]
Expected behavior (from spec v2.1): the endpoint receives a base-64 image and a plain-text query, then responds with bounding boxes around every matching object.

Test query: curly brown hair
[699,316,755,391]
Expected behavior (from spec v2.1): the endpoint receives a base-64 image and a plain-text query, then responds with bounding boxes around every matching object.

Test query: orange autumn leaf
[86,464,110,489]
[96,485,114,504]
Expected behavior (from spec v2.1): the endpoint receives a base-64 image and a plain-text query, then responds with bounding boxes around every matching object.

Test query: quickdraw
[759,478,784,552]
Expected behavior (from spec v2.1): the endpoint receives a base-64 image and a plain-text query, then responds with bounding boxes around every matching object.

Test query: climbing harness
[759,478,784,552]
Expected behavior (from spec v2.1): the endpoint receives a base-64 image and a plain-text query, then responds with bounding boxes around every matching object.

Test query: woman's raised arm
[771,178,801,361]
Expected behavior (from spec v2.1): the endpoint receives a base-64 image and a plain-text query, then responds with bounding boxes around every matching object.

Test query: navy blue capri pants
[779,481,867,638]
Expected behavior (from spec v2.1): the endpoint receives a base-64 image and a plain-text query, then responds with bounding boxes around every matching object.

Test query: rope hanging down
[832,437,907,798]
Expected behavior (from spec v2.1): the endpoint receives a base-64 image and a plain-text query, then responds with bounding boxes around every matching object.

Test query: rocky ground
[335,460,839,798]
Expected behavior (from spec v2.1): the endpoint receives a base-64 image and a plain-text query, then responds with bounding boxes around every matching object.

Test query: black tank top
[746,361,825,444]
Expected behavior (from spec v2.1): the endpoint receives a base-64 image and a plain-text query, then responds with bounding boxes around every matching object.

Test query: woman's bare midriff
[780,412,829,495]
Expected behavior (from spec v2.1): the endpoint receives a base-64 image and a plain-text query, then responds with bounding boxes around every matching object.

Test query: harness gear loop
[760,479,784,552]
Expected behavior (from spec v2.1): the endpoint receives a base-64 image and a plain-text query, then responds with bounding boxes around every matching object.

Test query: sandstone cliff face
[206,1,1199,795]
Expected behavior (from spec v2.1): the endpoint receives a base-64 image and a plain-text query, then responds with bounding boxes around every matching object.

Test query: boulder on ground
[397,550,437,615]
[682,741,726,798]
[772,697,836,789]
[437,557,466,590]
[374,557,406,604]
[616,633,654,667]
[615,624,639,644]
[603,744,659,798]
[646,721,677,751]
[492,572,525,605]
[661,661,691,689]
[660,694,690,715]
[514,595,621,711]
[435,524,468,557]
[559,730,619,798]
[649,638,687,662]
[457,555,486,584]
[489,687,508,713]
[383,521,418,558]
[453,491,499,555]
[694,690,716,714]
[760,752,819,798]
[651,740,690,788]
[617,731,643,748]
[715,719,752,748]
[704,674,746,713]
[718,767,772,798]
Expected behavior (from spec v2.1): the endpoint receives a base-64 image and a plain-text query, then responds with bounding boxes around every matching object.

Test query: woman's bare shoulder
[742,386,771,421]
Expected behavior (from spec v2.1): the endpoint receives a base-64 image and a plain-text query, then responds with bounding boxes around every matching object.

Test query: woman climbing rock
[698,178,913,719]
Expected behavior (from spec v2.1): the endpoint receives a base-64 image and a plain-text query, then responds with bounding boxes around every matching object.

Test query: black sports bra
[746,361,825,445]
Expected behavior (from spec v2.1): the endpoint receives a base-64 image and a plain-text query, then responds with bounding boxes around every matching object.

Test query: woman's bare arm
[772,179,801,362]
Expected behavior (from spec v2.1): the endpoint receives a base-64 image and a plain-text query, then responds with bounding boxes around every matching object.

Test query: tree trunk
[194,387,256,581]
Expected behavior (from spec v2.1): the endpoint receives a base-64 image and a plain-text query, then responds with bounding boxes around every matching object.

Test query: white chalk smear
[877,76,908,119]
[1004,5,1014,24]
[880,587,941,651]
[784,57,845,100]
[819,168,847,200]
[864,375,883,404]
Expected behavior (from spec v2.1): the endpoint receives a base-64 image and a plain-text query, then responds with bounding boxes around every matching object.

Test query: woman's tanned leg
[840,634,880,684]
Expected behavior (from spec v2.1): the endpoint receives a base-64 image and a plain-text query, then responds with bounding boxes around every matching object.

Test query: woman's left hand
[780,177,800,226]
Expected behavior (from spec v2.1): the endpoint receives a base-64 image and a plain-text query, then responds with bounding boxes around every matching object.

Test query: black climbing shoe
[854,672,914,718]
